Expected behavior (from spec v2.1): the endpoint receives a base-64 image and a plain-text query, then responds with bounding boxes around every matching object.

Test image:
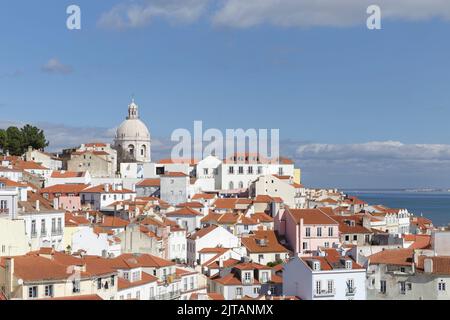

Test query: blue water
[344,190,450,227]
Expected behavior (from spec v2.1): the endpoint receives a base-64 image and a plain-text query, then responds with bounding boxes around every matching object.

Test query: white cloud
[296,141,450,161]
[41,58,73,75]
[291,141,450,188]
[98,0,450,29]
[98,0,210,29]
[212,0,450,28]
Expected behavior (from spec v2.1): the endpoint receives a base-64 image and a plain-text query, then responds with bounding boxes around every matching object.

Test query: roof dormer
[311,260,321,271]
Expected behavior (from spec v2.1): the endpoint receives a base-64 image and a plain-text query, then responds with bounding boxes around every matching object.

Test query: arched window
[229,181,234,190]
[238,181,244,189]
[128,144,135,156]
[141,145,146,157]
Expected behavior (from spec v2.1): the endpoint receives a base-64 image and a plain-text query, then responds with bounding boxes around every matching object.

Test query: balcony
[51,229,63,236]
[314,289,336,298]
[153,290,182,300]
[346,287,357,296]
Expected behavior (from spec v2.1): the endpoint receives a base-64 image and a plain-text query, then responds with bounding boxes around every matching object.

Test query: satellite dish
[267,290,272,296]
[17,279,23,285]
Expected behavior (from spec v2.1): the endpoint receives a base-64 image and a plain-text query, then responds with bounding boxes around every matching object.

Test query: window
[254,287,260,294]
[317,227,322,237]
[244,272,251,283]
[302,242,308,250]
[315,281,321,295]
[261,271,269,283]
[257,166,263,174]
[72,280,81,293]
[136,291,141,300]
[399,281,406,294]
[353,235,358,241]
[305,227,311,237]
[28,286,38,299]
[41,219,46,235]
[345,235,350,241]
[51,218,56,233]
[327,280,334,293]
[44,285,53,297]
[111,275,115,287]
[132,271,140,282]
[380,280,387,294]
[248,166,253,174]
[238,166,244,174]
[400,267,406,273]
[0,200,8,212]
[328,227,333,237]
[236,287,243,296]
[438,282,446,292]
[57,218,62,232]
[324,242,329,248]
[345,260,353,269]
[228,167,234,174]
[123,272,129,280]
[203,168,208,175]
[150,287,155,299]
[278,167,284,176]
[97,278,102,290]
[31,220,36,236]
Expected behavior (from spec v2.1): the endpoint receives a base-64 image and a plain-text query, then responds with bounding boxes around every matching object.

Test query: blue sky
[2,0,450,188]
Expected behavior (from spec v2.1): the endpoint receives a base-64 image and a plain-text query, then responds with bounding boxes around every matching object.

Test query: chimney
[53,197,59,210]
[104,184,110,192]
[28,146,33,152]
[4,258,14,299]
[131,184,136,192]
[219,259,224,268]
[35,200,40,211]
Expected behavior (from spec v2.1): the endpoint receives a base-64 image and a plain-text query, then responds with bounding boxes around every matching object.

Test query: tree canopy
[0,125,49,156]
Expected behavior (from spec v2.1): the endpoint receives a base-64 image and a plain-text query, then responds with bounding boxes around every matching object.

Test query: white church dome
[115,100,150,140]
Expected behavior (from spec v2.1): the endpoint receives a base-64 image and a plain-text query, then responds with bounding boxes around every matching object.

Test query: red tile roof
[136,179,161,187]
[51,171,86,178]
[369,249,414,266]
[166,207,202,217]
[82,184,134,194]
[288,208,338,225]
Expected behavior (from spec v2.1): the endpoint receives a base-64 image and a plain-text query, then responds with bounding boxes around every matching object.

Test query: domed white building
[114,99,151,163]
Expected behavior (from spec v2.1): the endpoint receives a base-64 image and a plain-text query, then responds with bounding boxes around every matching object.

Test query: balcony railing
[151,290,182,300]
[346,287,357,296]
[314,289,336,298]
[51,229,63,236]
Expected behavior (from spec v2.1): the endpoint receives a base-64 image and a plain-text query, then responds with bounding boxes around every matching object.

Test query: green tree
[0,129,6,153]
[21,124,49,151]
[5,127,23,155]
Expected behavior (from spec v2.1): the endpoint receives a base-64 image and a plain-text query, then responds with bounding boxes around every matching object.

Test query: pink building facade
[276,208,339,256]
